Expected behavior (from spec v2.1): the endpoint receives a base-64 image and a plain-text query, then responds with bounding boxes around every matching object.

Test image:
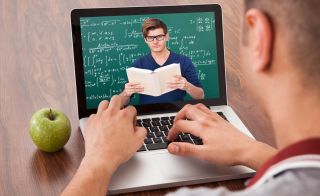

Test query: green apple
[29,108,71,152]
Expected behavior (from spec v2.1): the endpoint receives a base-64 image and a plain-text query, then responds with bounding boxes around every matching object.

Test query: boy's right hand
[167,103,277,170]
[123,82,144,96]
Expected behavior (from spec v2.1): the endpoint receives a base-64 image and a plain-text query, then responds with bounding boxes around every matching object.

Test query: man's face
[144,28,169,53]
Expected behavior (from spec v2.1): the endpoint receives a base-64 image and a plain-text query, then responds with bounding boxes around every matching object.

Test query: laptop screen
[71,5,226,117]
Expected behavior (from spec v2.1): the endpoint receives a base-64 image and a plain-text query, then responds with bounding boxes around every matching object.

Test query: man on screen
[120,18,204,105]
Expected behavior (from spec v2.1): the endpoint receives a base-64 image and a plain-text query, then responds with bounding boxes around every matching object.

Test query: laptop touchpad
[152,152,217,180]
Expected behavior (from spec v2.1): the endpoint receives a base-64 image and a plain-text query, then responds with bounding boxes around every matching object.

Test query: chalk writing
[80,12,219,108]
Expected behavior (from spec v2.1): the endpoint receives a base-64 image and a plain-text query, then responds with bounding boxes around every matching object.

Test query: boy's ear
[245,9,273,72]
[166,33,170,41]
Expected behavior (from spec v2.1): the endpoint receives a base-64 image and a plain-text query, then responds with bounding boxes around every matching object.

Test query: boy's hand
[84,95,147,168]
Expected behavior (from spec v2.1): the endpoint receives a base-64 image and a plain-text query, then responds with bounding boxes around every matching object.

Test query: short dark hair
[244,0,320,86]
[142,18,168,37]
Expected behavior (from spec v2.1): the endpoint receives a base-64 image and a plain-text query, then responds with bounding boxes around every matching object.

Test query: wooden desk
[0,0,275,195]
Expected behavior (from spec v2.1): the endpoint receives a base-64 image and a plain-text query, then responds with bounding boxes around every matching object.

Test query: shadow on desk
[30,149,73,183]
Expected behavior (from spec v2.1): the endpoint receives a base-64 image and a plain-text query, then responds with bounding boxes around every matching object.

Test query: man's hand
[167,104,276,170]
[123,82,144,97]
[167,75,189,91]
[84,96,147,168]
[62,96,146,196]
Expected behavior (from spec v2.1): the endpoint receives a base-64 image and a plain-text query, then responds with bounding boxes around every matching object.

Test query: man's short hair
[142,18,168,37]
[244,0,320,86]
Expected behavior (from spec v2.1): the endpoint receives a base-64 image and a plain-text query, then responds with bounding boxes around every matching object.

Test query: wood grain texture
[0,0,274,195]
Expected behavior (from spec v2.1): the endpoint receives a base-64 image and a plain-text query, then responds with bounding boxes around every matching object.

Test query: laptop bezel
[71,4,227,118]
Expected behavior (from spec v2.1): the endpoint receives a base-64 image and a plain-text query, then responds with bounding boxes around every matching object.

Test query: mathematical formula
[80,13,217,104]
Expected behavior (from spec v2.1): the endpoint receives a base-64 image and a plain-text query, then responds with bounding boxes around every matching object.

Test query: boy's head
[142,18,169,53]
[240,0,320,111]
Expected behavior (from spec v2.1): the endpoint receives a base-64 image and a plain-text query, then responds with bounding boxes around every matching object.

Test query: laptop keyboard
[137,112,228,152]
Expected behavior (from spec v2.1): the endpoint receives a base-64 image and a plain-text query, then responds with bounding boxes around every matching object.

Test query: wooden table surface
[0,0,275,195]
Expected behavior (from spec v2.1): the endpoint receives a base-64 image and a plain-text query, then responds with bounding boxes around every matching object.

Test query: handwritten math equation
[80,14,217,102]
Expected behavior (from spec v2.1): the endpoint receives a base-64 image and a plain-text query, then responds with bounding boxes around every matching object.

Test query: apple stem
[49,108,54,121]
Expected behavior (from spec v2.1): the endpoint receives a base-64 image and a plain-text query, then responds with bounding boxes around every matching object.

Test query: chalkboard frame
[71,4,227,118]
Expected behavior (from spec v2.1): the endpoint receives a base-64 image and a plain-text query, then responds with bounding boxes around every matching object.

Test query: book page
[126,67,161,96]
[154,63,181,95]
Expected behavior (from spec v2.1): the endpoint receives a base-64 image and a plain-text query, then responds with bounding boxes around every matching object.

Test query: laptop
[71,4,255,194]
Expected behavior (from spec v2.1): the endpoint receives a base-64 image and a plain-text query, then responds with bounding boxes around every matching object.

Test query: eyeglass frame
[144,34,167,42]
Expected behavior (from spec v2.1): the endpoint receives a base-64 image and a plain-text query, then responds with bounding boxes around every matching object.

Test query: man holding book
[120,18,205,105]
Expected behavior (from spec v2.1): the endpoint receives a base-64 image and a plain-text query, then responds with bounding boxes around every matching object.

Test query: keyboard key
[149,126,160,132]
[153,137,163,143]
[170,116,175,120]
[137,119,142,123]
[190,134,200,139]
[136,122,143,127]
[169,119,174,125]
[161,120,170,125]
[146,143,168,150]
[152,117,160,121]
[174,136,183,142]
[158,126,169,132]
[151,121,161,126]
[137,145,146,152]
[142,122,152,127]
[193,139,203,145]
[147,132,154,138]
[161,116,169,120]
[144,138,153,144]
[162,137,169,143]
[182,139,194,144]
[155,132,164,137]
[142,118,151,122]
[181,134,191,141]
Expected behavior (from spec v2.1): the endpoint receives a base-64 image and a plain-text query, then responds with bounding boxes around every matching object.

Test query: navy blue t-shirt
[131,52,202,105]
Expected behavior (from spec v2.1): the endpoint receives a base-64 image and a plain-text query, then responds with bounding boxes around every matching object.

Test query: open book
[126,63,181,96]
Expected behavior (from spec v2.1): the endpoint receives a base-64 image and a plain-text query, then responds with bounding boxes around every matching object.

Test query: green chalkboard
[80,12,220,109]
